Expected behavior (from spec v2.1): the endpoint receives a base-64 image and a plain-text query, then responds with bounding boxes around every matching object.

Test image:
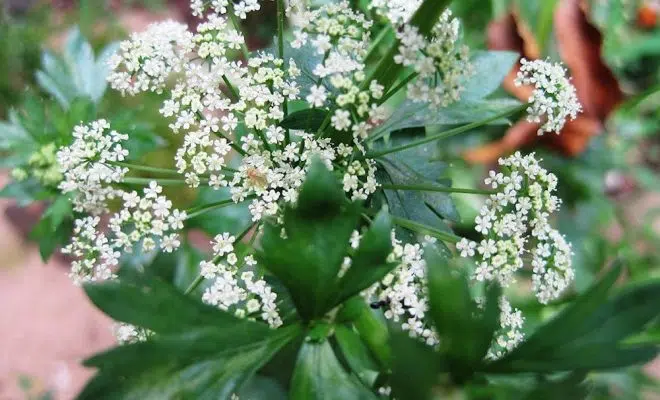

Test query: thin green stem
[184,275,204,295]
[110,161,182,176]
[379,72,418,105]
[222,75,239,100]
[185,195,254,220]
[277,0,290,144]
[391,215,461,244]
[363,104,525,159]
[123,177,200,186]
[381,183,495,195]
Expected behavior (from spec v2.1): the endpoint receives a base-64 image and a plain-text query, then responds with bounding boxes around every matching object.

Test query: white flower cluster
[394,10,473,108]
[515,58,582,135]
[190,0,261,19]
[113,323,151,344]
[370,0,421,25]
[58,120,184,285]
[108,21,194,95]
[359,232,438,345]
[292,2,388,150]
[484,297,524,360]
[57,119,128,215]
[456,152,574,304]
[62,182,185,285]
[200,232,282,328]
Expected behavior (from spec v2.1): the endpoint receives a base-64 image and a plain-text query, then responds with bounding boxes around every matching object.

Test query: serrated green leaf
[379,158,458,225]
[84,269,242,334]
[290,341,377,400]
[80,324,300,400]
[371,98,520,140]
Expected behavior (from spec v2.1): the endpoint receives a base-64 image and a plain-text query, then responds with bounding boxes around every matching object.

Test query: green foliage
[36,27,118,109]
[258,158,394,320]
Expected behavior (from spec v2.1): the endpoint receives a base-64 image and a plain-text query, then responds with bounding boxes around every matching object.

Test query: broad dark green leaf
[258,158,357,320]
[335,325,380,386]
[426,246,501,372]
[488,262,660,373]
[338,297,391,369]
[80,324,300,400]
[290,341,377,400]
[389,329,443,400]
[84,269,241,334]
[492,262,622,362]
[279,108,329,132]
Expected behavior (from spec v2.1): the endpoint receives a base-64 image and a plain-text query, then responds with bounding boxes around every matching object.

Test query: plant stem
[391,215,461,243]
[123,177,200,186]
[185,196,254,220]
[110,161,182,176]
[222,75,239,100]
[363,104,525,159]
[277,0,291,144]
[184,275,204,295]
[381,183,495,195]
[378,72,418,105]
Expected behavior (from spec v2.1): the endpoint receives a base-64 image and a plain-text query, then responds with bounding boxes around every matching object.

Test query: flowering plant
[2,1,660,399]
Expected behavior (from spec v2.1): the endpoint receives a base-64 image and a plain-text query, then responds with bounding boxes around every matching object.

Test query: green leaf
[84,269,242,334]
[461,51,519,100]
[426,246,501,373]
[338,297,392,369]
[0,179,47,207]
[279,108,329,131]
[290,341,377,400]
[36,26,114,108]
[0,119,33,151]
[389,329,443,400]
[378,158,458,227]
[335,325,380,387]
[185,186,251,238]
[371,98,520,140]
[80,324,300,400]
[488,262,660,373]
[295,156,346,218]
[494,262,622,362]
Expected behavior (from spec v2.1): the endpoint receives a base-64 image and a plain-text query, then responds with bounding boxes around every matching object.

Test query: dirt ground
[0,175,115,400]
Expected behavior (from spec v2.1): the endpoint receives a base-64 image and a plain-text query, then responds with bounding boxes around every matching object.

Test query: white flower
[515,58,582,135]
[306,85,328,107]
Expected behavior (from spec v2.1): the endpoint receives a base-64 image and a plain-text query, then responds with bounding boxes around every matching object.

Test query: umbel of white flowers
[457,152,574,305]
[55,0,581,349]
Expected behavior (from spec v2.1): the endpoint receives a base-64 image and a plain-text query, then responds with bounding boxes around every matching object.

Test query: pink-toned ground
[0,176,115,400]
